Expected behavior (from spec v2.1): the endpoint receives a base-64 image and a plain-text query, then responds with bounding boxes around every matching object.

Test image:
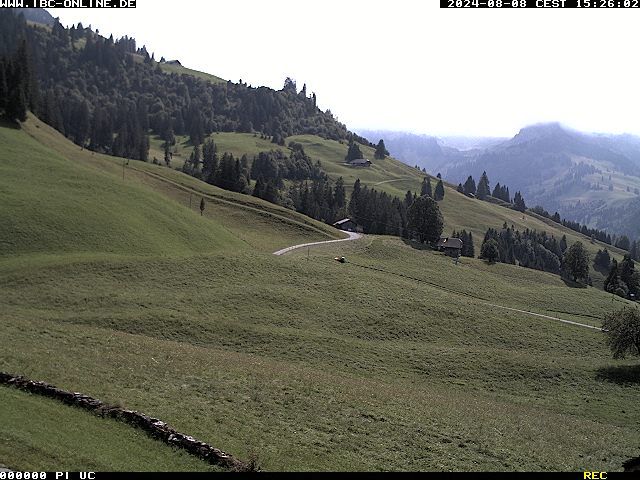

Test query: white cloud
[49,0,640,137]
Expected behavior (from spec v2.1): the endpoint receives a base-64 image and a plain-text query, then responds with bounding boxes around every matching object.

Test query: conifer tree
[345,141,363,162]
[513,191,526,212]
[463,176,476,196]
[374,139,388,159]
[434,179,445,201]
[406,195,443,244]
[421,177,433,198]
[476,171,490,200]
[481,239,499,263]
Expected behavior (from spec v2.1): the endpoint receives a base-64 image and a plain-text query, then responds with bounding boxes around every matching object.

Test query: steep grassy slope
[159,62,226,85]
[19,116,344,254]
[0,387,220,471]
[151,129,626,287]
[0,120,241,259]
[2,118,639,471]
[2,238,638,471]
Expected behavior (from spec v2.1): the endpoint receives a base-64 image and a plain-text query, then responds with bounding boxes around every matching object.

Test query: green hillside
[0,387,219,471]
[149,129,628,288]
[1,117,639,471]
[0,119,241,259]
[159,61,226,85]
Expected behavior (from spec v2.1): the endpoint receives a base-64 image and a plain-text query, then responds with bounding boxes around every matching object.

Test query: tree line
[0,10,373,159]
[456,171,526,212]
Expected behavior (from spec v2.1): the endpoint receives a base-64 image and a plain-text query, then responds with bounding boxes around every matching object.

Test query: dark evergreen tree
[463,176,476,196]
[476,171,490,200]
[466,231,475,258]
[619,255,640,298]
[406,195,443,244]
[604,260,627,298]
[481,239,499,263]
[513,191,526,212]
[434,179,445,201]
[421,177,433,198]
[563,241,590,283]
[594,249,611,269]
[492,182,501,199]
[345,141,364,162]
[457,183,464,194]
[374,139,389,159]
[560,235,568,252]
[616,235,631,251]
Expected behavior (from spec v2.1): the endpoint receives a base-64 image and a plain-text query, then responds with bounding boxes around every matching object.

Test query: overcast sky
[48,1,640,137]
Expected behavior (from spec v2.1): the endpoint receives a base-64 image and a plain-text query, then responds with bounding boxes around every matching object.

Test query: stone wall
[0,372,251,471]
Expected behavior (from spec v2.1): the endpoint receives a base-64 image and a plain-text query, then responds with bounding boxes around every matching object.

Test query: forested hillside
[0,9,371,161]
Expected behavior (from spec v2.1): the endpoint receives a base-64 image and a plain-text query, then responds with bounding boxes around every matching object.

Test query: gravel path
[273,231,362,256]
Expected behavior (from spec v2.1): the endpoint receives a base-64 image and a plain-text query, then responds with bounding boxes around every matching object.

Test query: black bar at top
[441,0,640,7]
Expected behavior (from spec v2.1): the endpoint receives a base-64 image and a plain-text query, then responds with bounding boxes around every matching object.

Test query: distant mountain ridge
[360,123,640,238]
[441,123,640,238]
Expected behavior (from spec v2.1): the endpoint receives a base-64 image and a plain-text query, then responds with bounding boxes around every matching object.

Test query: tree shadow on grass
[0,118,21,130]
[401,238,433,252]
[596,364,640,385]
[593,263,610,277]
[561,277,588,289]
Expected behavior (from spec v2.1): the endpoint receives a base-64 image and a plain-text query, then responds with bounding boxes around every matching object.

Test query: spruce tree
[463,176,476,196]
[421,177,433,198]
[345,141,363,162]
[467,232,475,258]
[406,195,443,244]
[513,191,526,212]
[374,139,388,159]
[481,238,499,263]
[434,179,445,201]
[476,171,490,200]
[492,182,502,199]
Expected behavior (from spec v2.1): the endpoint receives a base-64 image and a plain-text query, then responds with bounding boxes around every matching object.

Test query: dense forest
[0,9,372,160]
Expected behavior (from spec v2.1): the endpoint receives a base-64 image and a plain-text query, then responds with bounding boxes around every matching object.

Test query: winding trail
[273,233,602,332]
[273,231,362,256]
[483,303,602,331]
[373,177,413,186]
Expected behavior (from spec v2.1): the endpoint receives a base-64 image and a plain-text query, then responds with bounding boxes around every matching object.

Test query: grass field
[0,387,219,471]
[159,62,226,85]
[148,129,628,288]
[1,117,639,471]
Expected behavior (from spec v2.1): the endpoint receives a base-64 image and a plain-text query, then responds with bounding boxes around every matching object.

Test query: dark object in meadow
[623,456,640,472]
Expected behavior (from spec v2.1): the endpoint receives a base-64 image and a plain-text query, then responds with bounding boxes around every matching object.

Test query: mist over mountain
[356,129,487,174]
[438,122,640,238]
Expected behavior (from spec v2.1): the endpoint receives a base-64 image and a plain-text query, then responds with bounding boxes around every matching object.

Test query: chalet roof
[348,158,371,165]
[436,237,463,249]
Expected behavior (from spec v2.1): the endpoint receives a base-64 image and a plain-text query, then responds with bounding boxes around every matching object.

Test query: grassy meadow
[0,387,221,471]
[1,117,639,471]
